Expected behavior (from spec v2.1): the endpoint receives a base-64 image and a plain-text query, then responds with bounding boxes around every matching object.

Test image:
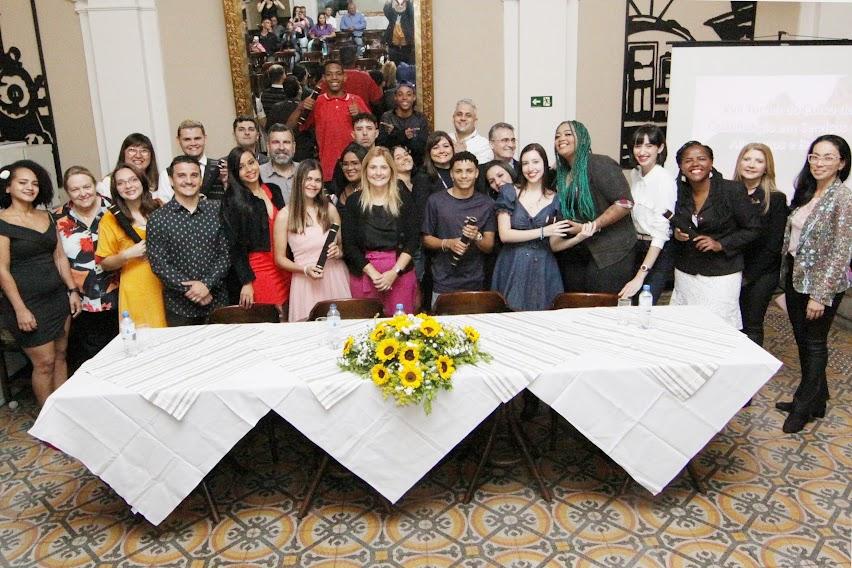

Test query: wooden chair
[208,304,282,324]
[0,329,27,407]
[550,292,619,309]
[356,57,379,71]
[431,291,510,316]
[307,298,384,321]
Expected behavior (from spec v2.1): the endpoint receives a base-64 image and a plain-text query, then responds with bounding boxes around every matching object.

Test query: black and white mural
[619,1,757,165]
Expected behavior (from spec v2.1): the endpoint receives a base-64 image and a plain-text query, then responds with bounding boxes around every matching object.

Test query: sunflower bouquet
[338,313,491,414]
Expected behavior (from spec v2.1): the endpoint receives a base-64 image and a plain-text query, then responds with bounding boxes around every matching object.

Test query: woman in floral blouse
[55,166,120,373]
[776,134,852,433]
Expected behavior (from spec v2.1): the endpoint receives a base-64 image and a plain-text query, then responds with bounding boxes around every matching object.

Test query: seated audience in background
[0,160,80,406]
[449,99,493,164]
[378,83,429,166]
[55,166,119,374]
[554,120,636,293]
[97,132,162,201]
[96,163,166,328]
[147,156,230,327]
[261,124,299,203]
[160,120,226,200]
[288,60,370,184]
[422,151,496,306]
[339,1,367,56]
[258,18,281,55]
[341,146,419,315]
[488,122,519,171]
[233,115,268,164]
[324,5,337,30]
[290,5,313,51]
[669,141,761,329]
[260,64,289,116]
[733,142,788,347]
[777,134,851,433]
[222,147,290,310]
[257,0,285,20]
[491,144,575,311]
[384,0,414,64]
[308,12,336,52]
[422,131,455,193]
[274,160,350,322]
[619,124,677,304]
[269,15,285,39]
[331,142,368,210]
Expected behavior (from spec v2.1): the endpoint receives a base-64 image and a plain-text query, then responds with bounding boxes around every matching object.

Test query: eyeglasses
[126,147,151,156]
[491,137,516,145]
[807,153,840,165]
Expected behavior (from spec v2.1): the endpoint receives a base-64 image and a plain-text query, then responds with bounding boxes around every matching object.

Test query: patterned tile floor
[0,306,850,567]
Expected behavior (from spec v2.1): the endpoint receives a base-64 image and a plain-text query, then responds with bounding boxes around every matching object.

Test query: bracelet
[441,239,446,252]
[303,265,310,276]
[540,227,545,240]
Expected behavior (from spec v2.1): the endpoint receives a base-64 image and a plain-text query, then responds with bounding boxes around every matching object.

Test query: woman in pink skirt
[340,146,419,315]
[274,160,350,322]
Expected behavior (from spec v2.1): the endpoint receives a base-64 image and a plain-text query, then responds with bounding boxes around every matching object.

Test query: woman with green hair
[553,121,637,292]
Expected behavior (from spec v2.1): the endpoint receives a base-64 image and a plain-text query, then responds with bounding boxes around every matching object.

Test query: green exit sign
[531,96,552,108]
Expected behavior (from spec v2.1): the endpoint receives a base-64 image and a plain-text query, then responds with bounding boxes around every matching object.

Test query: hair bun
[0,169,9,180]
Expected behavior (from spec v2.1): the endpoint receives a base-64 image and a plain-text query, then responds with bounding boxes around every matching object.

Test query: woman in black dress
[0,160,82,405]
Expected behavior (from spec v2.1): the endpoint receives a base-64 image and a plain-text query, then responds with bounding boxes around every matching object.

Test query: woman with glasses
[331,143,369,212]
[669,141,761,329]
[776,135,851,433]
[97,133,165,202]
[732,143,788,348]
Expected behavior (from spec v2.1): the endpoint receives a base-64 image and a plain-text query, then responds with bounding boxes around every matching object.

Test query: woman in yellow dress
[95,163,166,328]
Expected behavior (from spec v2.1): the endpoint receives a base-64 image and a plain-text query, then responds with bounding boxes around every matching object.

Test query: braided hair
[555,121,596,222]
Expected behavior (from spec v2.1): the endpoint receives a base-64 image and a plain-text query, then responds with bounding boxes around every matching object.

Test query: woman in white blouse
[619,124,677,304]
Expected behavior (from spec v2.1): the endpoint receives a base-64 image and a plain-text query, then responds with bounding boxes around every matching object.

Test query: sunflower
[376,337,400,361]
[436,355,455,379]
[415,312,430,320]
[370,363,390,385]
[463,325,479,343]
[419,318,442,337]
[369,323,388,342]
[399,343,421,365]
[342,336,355,355]
[389,314,410,331]
[399,364,423,389]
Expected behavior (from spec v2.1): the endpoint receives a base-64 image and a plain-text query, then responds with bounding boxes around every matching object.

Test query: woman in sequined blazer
[776,134,852,434]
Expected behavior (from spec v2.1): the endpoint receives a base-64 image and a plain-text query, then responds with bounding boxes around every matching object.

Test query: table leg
[463,406,501,504]
[548,408,560,452]
[265,416,279,463]
[199,480,220,524]
[298,453,330,519]
[506,407,552,502]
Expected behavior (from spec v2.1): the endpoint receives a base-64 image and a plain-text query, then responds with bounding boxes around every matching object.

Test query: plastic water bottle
[326,303,341,349]
[638,285,653,329]
[394,303,405,317]
[120,311,139,356]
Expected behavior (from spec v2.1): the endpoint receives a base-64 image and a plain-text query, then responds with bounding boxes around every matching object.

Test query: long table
[29,306,782,525]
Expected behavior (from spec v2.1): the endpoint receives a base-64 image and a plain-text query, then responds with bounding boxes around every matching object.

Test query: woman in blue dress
[491,143,593,310]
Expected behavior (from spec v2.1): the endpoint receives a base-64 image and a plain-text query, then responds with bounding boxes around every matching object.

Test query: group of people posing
[1,74,850,435]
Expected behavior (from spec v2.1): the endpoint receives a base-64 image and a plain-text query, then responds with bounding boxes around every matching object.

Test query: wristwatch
[476,232,483,241]
[395,267,403,276]
[639,264,650,273]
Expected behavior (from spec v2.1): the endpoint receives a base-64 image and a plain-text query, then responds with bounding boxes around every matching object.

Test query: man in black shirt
[378,83,429,165]
[148,156,231,327]
[422,151,496,307]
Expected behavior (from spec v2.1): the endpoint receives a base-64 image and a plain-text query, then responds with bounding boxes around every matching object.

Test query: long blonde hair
[359,146,402,216]
[733,143,777,215]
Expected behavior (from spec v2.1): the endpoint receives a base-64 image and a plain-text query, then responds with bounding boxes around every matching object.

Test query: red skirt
[248,250,291,304]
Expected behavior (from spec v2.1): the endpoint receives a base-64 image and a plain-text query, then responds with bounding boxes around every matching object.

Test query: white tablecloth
[28,306,781,525]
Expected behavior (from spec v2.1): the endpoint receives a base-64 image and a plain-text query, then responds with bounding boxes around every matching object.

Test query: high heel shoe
[782,412,810,434]
[775,401,825,418]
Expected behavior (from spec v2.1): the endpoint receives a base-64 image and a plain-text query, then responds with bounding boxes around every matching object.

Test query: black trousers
[67,310,119,375]
[166,311,209,327]
[631,239,674,305]
[784,255,845,415]
[559,245,635,294]
[739,270,779,347]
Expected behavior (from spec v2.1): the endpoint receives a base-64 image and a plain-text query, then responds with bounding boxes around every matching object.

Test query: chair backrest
[308,298,385,321]
[208,304,281,324]
[550,292,619,310]
[431,291,510,316]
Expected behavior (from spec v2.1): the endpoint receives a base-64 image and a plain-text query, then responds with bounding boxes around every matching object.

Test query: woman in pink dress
[222,147,291,310]
[274,160,350,321]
